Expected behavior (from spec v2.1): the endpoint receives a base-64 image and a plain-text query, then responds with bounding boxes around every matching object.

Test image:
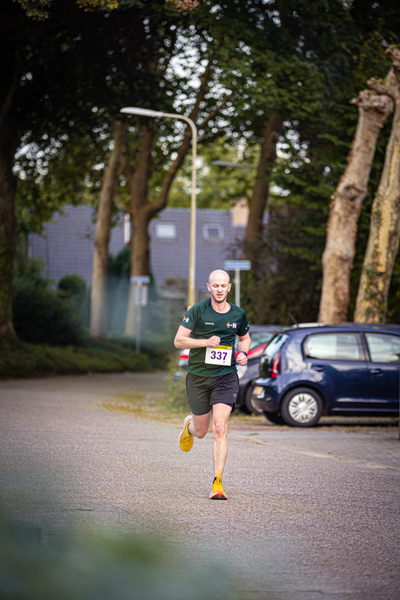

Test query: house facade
[28,202,249,302]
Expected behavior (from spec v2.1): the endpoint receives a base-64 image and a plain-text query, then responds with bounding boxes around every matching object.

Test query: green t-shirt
[181,298,250,377]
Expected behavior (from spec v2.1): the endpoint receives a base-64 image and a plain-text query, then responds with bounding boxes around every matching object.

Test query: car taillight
[271,353,281,379]
[180,353,189,360]
[248,343,267,359]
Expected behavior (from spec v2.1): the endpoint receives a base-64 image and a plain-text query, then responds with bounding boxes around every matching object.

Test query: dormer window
[155,222,177,239]
[203,224,224,241]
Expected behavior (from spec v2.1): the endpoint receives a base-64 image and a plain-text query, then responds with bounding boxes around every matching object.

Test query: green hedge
[0,337,154,378]
[12,261,87,346]
[6,258,170,377]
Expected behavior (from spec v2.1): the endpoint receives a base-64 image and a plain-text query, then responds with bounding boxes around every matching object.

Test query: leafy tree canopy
[5,0,400,327]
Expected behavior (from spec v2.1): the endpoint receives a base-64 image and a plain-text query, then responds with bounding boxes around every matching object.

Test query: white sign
[133,285,148,307]
[131,275,150,284]
[223,260,251,271]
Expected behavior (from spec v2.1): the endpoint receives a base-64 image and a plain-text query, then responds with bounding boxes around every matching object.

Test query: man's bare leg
[179,411,210,452]
[189,412,210,438]
[212,403,232,477]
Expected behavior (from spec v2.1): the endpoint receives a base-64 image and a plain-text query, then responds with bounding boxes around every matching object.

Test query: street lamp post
[120,106,197,308]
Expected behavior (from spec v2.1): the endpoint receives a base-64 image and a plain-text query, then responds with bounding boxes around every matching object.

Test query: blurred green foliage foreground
[0,518,238,600]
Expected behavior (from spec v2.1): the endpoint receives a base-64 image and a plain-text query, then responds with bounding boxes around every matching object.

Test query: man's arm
[174,325,221,349]
[236,332,251,366]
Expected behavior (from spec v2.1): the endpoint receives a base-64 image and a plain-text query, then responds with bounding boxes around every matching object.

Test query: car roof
[249,324,284,331]
[281,323,400,334]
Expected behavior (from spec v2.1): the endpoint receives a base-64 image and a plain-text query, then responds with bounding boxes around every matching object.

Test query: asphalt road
[0,372,399,600]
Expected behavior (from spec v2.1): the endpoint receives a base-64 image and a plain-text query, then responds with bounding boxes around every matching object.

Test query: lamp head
[120,107,163,118]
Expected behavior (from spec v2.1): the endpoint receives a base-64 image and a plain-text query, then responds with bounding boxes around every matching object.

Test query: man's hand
[236,352,248,366]
[205,336,221,347]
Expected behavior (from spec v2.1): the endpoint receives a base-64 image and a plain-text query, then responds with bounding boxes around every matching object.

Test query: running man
[174,269,250,500]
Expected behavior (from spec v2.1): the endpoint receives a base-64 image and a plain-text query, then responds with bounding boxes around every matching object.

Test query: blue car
[251,324,400,427]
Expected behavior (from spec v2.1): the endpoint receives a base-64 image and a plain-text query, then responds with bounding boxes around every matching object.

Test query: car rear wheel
[263,412,285,425]
[281,387,323,427]
[243,385,264,415]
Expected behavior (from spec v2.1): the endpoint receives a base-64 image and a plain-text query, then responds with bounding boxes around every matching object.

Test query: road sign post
[131,276,150,353]
[223,260,251,307]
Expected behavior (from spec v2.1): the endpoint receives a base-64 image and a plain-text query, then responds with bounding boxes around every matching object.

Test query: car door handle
[370,368,383,375]
[312,366,325,372]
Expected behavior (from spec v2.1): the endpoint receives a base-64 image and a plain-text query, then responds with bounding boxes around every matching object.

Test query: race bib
[205,345,232,366]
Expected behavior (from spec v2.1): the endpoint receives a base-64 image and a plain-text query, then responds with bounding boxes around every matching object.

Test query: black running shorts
[185,372,239,416]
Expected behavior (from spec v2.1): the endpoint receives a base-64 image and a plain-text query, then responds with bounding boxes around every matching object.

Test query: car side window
[304,333,363,361]
[365,333,400,363]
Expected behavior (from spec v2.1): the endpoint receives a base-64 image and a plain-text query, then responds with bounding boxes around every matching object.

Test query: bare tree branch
[188,56,213,121]
[368,78,397,101]
[198,91,234,130]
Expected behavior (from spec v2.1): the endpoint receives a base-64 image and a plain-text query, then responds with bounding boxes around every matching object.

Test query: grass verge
[100,392,186,426]
[100,389,399,434]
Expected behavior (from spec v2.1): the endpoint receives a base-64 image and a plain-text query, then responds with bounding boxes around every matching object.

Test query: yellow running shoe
[209,472,227,500]
[179,415,193,452]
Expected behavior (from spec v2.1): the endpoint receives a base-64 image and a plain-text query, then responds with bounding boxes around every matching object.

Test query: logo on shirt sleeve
[183,317,189,323]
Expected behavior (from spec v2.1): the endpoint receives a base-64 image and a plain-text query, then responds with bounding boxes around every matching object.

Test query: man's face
[207,275,231,304]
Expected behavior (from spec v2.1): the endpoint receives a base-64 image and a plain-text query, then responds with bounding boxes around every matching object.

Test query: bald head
[207,270,231,305]
[208,269,230,285]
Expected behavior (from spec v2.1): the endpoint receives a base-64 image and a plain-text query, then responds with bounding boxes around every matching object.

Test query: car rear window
[365,333,400,363]
[263,333,289,358]
[235,331,278,352]
[304,332,363,361]
[249,331,276,350]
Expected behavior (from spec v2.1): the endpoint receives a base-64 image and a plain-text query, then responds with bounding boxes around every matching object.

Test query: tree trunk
[90,120,127,338]
[124,208,152,337]
[0,76,18,338]
[121,59,232,336]
[355,48,400,323]
[243,111,283,272]
[123,121,154,338]
[122,110,196,336]
[318,76,394,323]
[122,113,196,336]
